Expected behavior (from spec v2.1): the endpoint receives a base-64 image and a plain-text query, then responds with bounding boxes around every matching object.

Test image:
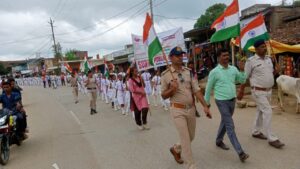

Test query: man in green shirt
[204,49,249,162]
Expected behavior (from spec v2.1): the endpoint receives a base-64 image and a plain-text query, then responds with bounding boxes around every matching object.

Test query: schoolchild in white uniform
[115,73,126,115]
[151,70,169,110]
[124,75,133,117]
[141,70,152,105]
[108,74,117,110]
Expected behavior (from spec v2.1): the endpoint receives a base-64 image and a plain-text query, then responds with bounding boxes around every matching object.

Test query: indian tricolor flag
[210,0,240,43]
[240,13,270,51]
[143,13,162,66]
[63,63,73,73]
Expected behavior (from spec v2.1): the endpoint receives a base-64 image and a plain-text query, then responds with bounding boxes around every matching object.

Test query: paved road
[2,86,300,169]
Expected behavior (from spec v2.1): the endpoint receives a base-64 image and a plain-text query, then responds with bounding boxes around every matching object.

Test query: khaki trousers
[73,87,78,102]
[170,106,196,166]
[251,89,278,142]
[89,90,97,110]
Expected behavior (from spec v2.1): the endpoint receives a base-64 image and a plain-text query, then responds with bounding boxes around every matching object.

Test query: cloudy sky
[0,0,289,61]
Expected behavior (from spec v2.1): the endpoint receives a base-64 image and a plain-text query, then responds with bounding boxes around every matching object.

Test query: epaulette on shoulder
[161,69,170,76]
[247,56,255,62]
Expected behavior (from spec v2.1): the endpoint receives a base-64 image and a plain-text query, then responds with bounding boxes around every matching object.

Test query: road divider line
[69,111,81,125]
[52,163,60,169]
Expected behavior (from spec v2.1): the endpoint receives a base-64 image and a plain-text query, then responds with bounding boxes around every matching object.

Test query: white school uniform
[115,80,125,105]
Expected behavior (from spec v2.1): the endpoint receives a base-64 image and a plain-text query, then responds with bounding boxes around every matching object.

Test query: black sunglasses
[178,73,184,83]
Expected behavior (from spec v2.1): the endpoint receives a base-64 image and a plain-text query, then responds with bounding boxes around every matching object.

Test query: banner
[132,27,187,71]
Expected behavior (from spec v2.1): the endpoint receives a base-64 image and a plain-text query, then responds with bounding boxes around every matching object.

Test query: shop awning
[232,39,300,54]
[20,70,33,74]
[46,66,59,72]
[113,57,129,64]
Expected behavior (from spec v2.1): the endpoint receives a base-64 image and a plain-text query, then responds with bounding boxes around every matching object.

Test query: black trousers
[14,112,27,133]
[134,108,148,126]
[61,79,65,86]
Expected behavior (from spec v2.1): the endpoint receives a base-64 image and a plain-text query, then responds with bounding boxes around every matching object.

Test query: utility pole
[282,0,286,6]
[49,18,57,55]
[149,0,154,23]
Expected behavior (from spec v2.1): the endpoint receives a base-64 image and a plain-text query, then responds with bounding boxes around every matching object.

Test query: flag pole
[160,47,175,80]
[231,40,235,65]
[268,40,278,64]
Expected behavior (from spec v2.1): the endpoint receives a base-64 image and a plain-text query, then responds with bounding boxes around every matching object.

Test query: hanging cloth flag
[63,62,73,73]
[240,13,270,51]
[210,0,240,43]
[83,55,90,75]
[143,13,163,66]
[104,58,110,78]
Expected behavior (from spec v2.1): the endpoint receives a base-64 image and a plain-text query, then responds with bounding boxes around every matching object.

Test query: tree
[53,42,63,60]
[0,63,8,75]
[194,3,227,29]
[65,49,78,61]
[294,0,300,6]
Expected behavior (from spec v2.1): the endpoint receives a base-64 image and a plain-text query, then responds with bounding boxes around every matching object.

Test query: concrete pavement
[2,86,300,169]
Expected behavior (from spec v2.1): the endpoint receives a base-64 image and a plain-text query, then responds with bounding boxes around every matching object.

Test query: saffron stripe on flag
[211,0,239,29]
[240,14,265,38]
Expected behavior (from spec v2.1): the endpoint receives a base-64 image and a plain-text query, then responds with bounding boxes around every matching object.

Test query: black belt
[87,87,96,90]
[228,98,236,101]
[251,86,271,91]
[217,98,235,102]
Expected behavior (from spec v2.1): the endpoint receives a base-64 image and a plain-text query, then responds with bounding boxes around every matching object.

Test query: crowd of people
[68,66,171,130]
[67,43,285,169]
[14,73,68,88]
[1,41,286,169]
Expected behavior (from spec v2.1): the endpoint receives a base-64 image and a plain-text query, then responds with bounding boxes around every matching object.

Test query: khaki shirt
[86,77,97,89]
[245,54,274,88]
[70,77,78,87]
[161,66,200,105]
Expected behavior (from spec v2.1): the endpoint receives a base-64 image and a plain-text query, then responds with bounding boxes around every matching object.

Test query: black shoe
[93,109,98,114]
[90,109,94,115]
[195,111,200,118]
[216,141,230,150]
[239,152,249,162]
[252,133,267,140]
[269,140,285,149]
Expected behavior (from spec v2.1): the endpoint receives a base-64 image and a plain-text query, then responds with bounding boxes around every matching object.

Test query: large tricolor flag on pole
[210,0,240,43]
[240,13,270,51]
[143,13,162,66]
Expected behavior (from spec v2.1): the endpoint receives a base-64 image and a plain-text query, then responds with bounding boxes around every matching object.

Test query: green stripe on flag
[84,61,90,75]
[104,65,109,78]
[148,37,162,66]
[243,33,270,51]
[210,24,240,43]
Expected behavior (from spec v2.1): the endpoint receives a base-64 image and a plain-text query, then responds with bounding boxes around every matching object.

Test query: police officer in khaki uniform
[70,72,79,104]
[161,46,211,169]
[85,70,98,115]
[238,39,285,148]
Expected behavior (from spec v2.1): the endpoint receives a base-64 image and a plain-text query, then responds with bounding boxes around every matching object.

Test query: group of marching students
[0,77,28,140]
[70,66,170,130]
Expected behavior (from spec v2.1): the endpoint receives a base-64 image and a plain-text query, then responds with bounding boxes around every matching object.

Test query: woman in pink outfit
[128,67,150,130]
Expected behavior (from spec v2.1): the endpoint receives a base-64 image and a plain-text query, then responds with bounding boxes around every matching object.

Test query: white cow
[276,75,300,113]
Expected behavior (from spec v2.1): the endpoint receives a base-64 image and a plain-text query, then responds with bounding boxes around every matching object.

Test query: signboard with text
[132,27,187,71]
